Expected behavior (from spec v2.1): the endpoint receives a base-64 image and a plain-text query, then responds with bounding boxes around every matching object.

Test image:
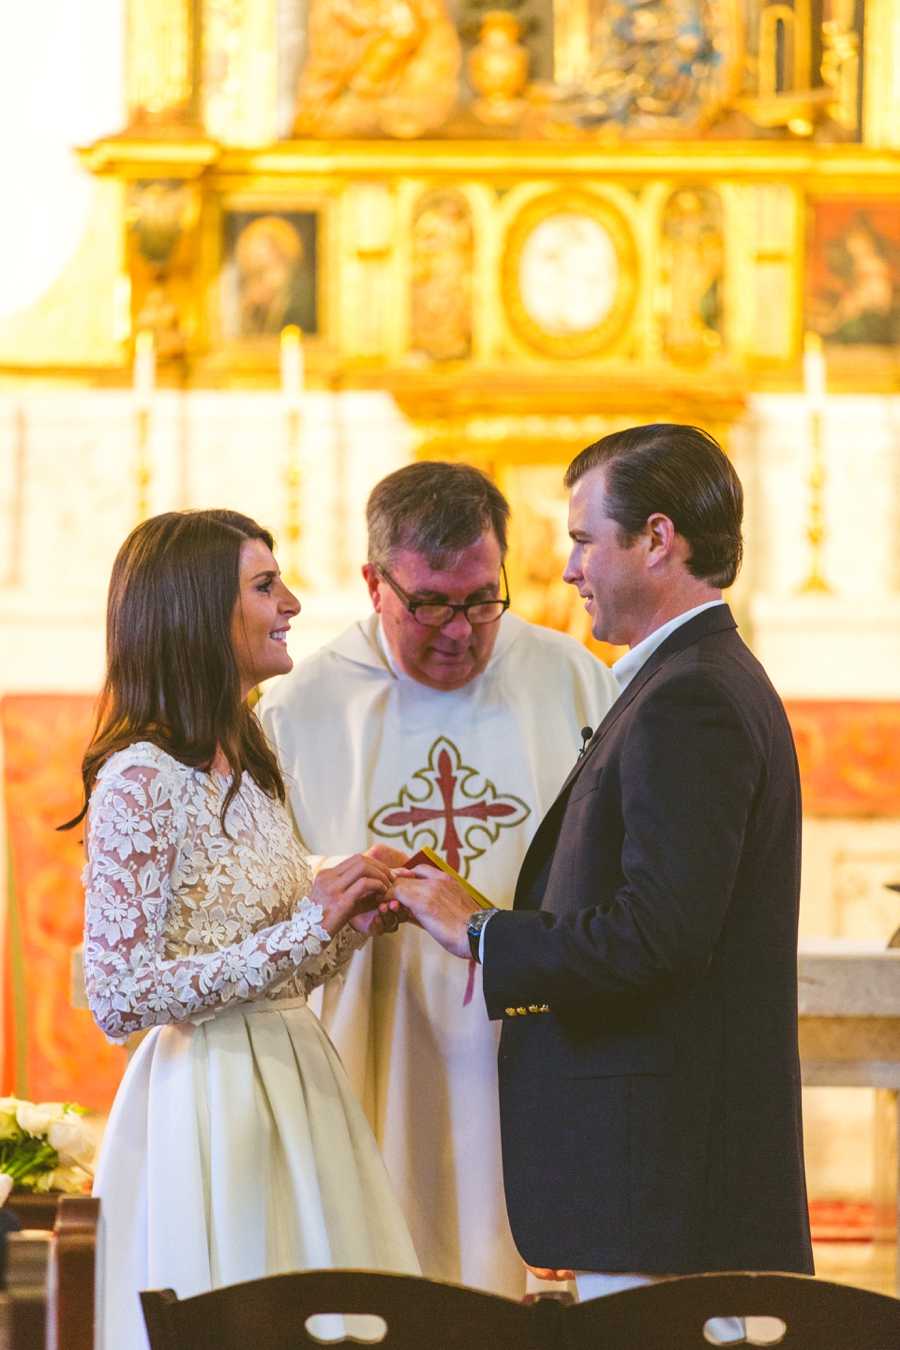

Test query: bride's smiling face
[231,538,301,698]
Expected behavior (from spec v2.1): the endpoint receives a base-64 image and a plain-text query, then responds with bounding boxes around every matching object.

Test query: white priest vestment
[259,612,619,1298]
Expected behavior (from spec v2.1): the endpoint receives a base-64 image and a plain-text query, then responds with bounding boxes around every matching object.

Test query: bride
[67,509,419,1350]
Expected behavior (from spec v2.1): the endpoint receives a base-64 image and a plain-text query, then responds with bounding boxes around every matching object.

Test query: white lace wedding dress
[85,742,419,1350]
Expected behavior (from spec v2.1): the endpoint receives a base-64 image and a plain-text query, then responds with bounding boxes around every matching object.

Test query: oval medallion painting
[503,192,637,357]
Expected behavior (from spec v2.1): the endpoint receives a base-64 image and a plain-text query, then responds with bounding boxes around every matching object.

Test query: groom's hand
[389,868,474,959]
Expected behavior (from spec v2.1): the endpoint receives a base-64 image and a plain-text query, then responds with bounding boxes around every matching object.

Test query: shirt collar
[611,601,726,692]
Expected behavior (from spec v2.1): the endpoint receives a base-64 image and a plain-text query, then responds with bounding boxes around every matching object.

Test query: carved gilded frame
[501,190,639,359]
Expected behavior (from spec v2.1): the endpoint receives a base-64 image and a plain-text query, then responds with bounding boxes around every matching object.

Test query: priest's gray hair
[367,461,510,570]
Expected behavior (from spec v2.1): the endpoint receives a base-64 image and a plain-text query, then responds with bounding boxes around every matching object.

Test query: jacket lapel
[556,604,738,798]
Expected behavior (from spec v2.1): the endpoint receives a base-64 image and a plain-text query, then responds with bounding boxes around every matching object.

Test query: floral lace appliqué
[83,742,363,1041]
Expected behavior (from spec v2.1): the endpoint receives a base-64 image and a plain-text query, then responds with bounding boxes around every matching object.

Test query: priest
[259,461,618,1298]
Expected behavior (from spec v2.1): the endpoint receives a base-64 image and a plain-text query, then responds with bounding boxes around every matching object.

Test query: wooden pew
[1,1196,99,1350]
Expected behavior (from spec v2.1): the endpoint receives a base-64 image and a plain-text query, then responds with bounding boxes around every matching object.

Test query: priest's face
[564,467,650,647]
[363,531,504,691]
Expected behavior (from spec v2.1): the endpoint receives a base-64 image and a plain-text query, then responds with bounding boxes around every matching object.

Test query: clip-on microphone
[578,726,593,758]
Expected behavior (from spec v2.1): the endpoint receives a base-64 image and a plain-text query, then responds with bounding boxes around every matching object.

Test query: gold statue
[660,189,724,364]
[293,0,460,138]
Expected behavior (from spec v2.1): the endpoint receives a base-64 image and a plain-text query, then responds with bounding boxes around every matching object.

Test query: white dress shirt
[610,600,725,691]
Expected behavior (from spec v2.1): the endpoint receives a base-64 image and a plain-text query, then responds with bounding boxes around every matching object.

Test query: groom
[392,424,814,1292]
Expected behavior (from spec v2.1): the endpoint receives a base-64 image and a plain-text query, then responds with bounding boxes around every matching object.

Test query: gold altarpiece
[4,0,900,642]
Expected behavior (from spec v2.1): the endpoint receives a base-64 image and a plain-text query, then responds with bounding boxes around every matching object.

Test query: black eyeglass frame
[376,562,511,628]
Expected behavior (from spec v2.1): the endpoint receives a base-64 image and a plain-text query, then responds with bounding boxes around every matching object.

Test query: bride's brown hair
[61,509,285,830]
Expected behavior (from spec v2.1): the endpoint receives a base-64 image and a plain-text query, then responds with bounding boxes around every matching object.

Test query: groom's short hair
[367,461,510,571]
[565,423,744,589]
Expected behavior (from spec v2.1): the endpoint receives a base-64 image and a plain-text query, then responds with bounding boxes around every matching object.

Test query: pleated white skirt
[92,997,421,1350]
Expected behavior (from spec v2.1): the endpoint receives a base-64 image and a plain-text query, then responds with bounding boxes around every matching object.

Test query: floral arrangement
[0,1098,96,1202]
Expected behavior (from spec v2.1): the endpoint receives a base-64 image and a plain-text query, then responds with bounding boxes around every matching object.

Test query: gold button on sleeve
[505,1007,517,1016]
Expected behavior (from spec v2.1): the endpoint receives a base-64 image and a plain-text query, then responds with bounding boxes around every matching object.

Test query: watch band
[467,908,497,962]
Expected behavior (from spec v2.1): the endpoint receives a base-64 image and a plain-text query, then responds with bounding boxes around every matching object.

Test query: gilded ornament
[411,191,473,361]
[134,287,186,358]
[127,180,195,268]
[821,0,860,132]
[534,0,742,137]
[502,191,637,357]
[736,0,831,134]
[292,0,460,138]
[468,12,530,126]
[126,181,196,361]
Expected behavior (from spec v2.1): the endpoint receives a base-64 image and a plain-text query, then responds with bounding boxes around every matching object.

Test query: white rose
[49,1117,96,1168]
[0,1175,13,1207]
[16,1102,65,1138]
[38,1166,89,1194]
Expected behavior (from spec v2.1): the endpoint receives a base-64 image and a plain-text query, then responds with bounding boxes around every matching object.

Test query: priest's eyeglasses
[377,564,511,627]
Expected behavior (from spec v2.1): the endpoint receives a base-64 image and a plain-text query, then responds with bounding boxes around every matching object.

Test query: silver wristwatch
[467,908,497,962]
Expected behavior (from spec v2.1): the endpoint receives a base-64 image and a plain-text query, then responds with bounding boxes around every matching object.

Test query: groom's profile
[394,424,814,1294]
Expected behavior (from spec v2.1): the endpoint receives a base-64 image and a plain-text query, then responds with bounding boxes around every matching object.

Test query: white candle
[803,332,826,408]
[280,325,305,399]
[133,329,156,405]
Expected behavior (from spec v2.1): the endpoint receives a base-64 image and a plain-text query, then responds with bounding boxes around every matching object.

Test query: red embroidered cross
[369,737,530,877]
[380,748,519,871]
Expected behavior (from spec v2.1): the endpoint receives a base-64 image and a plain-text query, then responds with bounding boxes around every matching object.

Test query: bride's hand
[364,844,409,868]
[310,854,396,936]
[350,898,406,937]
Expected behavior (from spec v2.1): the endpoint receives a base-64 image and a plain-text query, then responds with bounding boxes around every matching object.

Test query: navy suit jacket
[482,605,814,1276]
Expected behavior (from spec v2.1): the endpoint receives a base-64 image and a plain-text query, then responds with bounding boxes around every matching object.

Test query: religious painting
[221,211,318,339]
[660,187,724,365]
[292,0,459,138]
[411,190,473,361]
[502,191,637,357]
[807,201,900,345]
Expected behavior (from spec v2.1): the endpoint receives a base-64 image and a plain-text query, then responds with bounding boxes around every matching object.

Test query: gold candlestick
[133,329,155,523]
[280,326,305,587]
[800,332,831,595]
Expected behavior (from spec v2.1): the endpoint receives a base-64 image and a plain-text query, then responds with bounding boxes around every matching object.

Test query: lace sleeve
[83,760,335,1041]
[292,923,367,997]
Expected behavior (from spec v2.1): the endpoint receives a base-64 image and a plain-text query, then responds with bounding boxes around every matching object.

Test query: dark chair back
[566,1272,900,1350]
[47,1196,100,1350]
[141,1269,557,1350]
[4,1229,51,1350]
